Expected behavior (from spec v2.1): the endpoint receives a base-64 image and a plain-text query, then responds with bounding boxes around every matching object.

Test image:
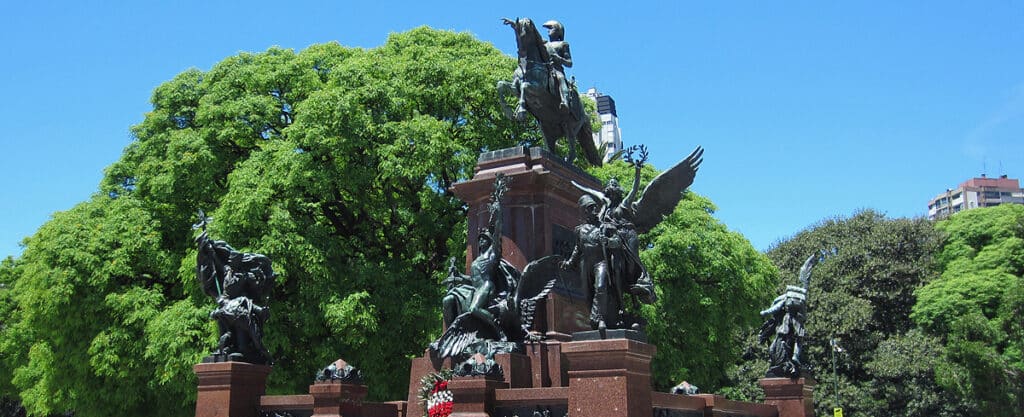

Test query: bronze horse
[497,18,603,166]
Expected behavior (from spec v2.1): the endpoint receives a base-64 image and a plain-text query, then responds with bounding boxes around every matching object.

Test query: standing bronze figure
[497,17,603,166]
[194,211,275,364]
[759,254,819,378]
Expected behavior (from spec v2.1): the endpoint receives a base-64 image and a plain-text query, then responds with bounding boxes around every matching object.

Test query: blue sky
[2,1,1022,258]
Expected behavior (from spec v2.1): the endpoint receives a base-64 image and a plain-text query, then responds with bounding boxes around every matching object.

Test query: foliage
[1,196,186,417]
[0,27,526,416]
[587,160,778,392]
[727,210,961,417]
[913,204,1024,415]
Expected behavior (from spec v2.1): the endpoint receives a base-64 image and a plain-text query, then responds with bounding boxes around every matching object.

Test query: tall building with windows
[583,88,622,162]
[927,175,1024,220]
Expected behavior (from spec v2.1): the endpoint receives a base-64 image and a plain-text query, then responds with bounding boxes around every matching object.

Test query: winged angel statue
[564,145,703,331]
[759,253,819,378]
[429,174,560,376]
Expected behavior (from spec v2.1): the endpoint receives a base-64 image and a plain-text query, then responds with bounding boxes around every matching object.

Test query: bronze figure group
[429,174,559,374]
[194,211,275,364]
[564,145,703,330]
[189,15,810,383]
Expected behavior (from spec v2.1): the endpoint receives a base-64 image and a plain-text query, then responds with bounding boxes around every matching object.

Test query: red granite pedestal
[760,377,815,417]
[450,147,598,339]
[562,338,656,417]
[404,351,532,417]
[309,381,368,417]
[451,147,600,271]
[194,361,272,417]
[448,376,509,417]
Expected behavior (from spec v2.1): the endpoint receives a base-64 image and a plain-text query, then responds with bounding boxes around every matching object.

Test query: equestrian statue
[497,17,603,166]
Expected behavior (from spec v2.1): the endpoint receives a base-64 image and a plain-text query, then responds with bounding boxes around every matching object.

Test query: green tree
[729,210,963,417]
[0,28,526,416]
[2,26,785,417]
[912,204,1024,414]
[587,161,778,392]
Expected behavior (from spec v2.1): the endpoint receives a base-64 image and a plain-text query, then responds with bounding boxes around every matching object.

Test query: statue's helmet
[542,20,564,40]
[477,228,494,244]
[578,194,597,209]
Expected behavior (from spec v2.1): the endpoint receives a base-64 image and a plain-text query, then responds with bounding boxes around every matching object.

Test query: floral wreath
[418,368,454,417]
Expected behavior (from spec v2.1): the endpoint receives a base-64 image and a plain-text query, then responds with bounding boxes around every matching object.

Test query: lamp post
[830,338,842,413]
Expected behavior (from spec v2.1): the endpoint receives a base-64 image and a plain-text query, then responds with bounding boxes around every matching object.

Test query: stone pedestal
[492,352,533,389]
[524,341,569,388]
[194,361,272,417]
[760,377,815,417]
[563,338,656,417]
[451,146,599,338]
[448,376,509,417]
[405,353,448,417]
[309,381,368,417]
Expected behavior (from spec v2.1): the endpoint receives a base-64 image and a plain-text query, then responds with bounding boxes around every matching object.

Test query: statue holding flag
[194,210,275,364]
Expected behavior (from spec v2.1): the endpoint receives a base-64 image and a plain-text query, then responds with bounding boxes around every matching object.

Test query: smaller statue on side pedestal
[315,358,364,384]
[193,210,275,364]
[759,254,819,378]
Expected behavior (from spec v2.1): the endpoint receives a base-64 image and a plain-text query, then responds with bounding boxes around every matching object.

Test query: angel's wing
[515,255,561,331]
[798,254,818,289]
[633,146,703,234]
[429,311,502,360]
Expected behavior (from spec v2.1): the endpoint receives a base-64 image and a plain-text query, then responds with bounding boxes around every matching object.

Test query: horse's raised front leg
[496,80,517,120]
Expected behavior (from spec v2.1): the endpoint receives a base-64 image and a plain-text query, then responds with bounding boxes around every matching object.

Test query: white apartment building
[928,175,1024,220]
[583,88,622,162]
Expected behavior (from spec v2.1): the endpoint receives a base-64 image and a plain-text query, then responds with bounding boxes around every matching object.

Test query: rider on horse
[542,20,573,113]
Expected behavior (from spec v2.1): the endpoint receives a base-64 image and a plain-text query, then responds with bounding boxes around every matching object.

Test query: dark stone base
[202,353,270,365]
[202,354,231,363]
[571,329,647,342]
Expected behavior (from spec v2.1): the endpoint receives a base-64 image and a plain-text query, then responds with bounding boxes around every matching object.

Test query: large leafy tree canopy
[727,210,961,417]
[912,204,1024,415]
[1,28,530,417]
[0,26,773,417]
[724,207,1024,417]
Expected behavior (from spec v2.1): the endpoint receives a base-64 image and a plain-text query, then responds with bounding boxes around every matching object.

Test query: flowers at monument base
[418,368,454,417]
[426,379,453,417]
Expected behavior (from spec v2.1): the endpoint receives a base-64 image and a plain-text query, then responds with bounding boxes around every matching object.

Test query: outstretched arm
[571,181,611,206]
[623,145,648,206]
[485,174,510,261]
[486,200,503,262]
[625,164,641,206]
[760,297,785,317]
